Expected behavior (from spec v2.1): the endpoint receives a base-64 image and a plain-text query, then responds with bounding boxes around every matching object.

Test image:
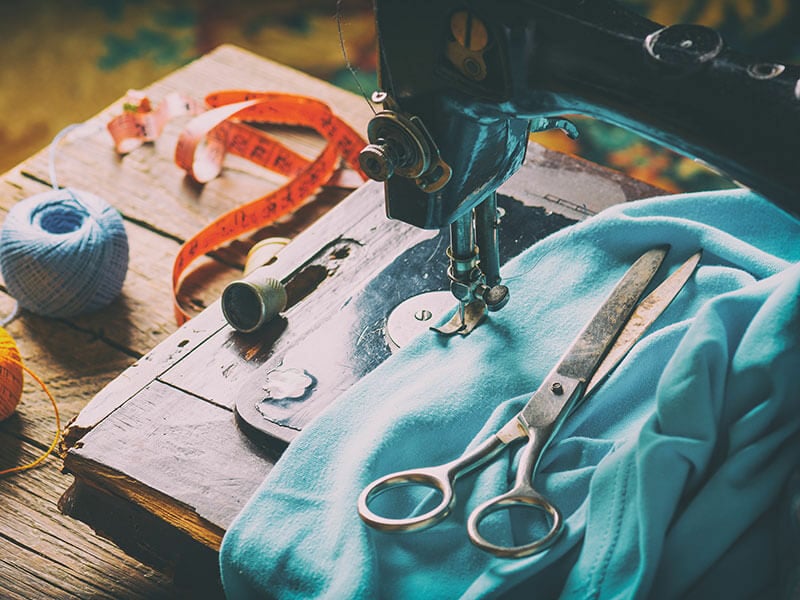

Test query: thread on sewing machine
[336,0,376,114]
[0,326,62,477]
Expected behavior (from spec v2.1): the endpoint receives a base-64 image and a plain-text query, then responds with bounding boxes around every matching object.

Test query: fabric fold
[220,189,800,599]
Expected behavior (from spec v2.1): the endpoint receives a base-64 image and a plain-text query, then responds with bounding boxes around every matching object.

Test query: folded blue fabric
[220,189,800,599]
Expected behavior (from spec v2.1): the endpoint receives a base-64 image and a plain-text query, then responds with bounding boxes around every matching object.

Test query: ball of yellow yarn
[0,327,24,421]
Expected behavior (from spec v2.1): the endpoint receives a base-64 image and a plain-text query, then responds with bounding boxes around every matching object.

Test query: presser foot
[384,291,486,344]
[430,280,509,337]
[431,299,487,336]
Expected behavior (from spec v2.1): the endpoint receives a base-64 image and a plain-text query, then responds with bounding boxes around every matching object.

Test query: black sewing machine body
[365,0,800,230]
[227,1,800,443]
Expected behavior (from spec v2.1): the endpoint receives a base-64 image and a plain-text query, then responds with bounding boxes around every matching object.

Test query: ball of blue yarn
[0,188,129,318]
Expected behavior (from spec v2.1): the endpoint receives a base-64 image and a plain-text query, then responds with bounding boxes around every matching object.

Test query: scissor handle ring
[467,487,563,558]
[357,466,454,533]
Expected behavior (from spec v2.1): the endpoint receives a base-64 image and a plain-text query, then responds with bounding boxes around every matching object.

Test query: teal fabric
[219,189,800,599]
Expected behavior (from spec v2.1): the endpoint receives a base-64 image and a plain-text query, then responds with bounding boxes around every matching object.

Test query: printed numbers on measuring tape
[170,91,367,324]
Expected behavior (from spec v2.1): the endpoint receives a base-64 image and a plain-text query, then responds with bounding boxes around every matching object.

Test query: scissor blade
[585,249,702,396]
[555,246,668,383]
[509,246,668,437]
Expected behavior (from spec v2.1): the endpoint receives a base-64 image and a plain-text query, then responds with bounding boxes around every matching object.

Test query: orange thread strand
[0,329,61,477]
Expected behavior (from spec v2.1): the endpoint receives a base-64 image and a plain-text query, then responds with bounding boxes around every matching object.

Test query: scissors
[358,246,701,558]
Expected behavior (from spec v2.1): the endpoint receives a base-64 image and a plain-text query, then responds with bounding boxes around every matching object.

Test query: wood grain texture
[60,181,431,549]
[160,181,433,414]
[59,479,224,597]
[66,380,276,548]
[18,44,372,243]
[0,433,179,599]
[59,182,434,553]
[0,44,373,598]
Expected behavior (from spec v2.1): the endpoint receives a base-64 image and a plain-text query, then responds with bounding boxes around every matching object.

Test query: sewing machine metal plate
[230,187,581,450]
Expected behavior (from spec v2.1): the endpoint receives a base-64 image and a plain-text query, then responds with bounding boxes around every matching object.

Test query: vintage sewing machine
[56,1,800,592]
[355,0,800,333]
[222,0,800,442]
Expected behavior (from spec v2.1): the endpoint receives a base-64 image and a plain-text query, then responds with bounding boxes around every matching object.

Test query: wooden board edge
[62,452,224,550]
[61,303,228,447]
[58,478,223,597]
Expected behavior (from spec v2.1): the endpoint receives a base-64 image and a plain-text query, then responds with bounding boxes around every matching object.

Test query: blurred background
[0,0,376,170]
[1,0,798,194]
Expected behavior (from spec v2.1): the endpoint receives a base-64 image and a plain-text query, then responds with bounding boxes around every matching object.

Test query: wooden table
[0,45,661,597]
[0,43,374,599]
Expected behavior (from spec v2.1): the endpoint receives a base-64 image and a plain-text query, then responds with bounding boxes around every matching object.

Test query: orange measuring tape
[108,90,200,154]
[112,89,368,324]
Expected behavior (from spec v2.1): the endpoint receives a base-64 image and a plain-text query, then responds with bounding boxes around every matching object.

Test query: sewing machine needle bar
[584,249,702,395]
[475,193,501,287]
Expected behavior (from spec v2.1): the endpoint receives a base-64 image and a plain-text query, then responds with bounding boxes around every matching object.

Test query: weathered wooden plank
[0,284,188,597]
[0,45,376,599]
[0,297,134,446]
[58,184,413,446]
[0,542,177,600]
[160,181,433,412]
[17,45,372,243]
[59,479,224,598]
[0,433,179,599]
[61,303,227,448]
[58,183,427,551]
[59,137,665,560]
[64,380,277,546]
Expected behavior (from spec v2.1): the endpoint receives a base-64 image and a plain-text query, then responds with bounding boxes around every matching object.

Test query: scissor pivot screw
[550,382,564,395]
